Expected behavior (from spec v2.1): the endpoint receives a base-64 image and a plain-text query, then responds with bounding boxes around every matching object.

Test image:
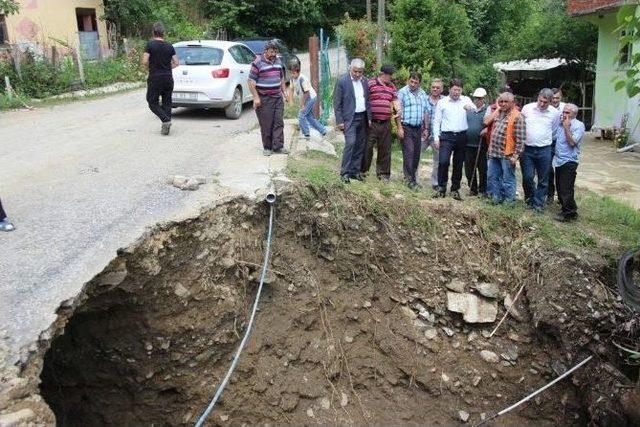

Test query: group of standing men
[334,59,585,222]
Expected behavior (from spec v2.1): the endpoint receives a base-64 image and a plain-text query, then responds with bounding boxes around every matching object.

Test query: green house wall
[588,8,640,142]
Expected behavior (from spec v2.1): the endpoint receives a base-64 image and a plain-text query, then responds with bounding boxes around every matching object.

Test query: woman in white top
[289,63,327,139]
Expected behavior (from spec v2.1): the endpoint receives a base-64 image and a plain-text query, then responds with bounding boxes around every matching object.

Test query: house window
[619,30,633,67]
[0,14,8,44]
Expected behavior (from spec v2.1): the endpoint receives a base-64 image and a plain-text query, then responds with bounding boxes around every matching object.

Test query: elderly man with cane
[465,87,488,196]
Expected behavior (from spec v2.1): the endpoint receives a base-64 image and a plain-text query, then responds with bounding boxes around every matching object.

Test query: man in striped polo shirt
[362,64,403,181]
[248,40,287,156]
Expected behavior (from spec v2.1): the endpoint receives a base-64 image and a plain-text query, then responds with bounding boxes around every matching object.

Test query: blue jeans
[298,97,326,137]
[520,145,553,208]
[487,157,516,203]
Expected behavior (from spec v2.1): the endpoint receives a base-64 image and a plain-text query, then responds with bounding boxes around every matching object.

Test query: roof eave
[568,1,630,17]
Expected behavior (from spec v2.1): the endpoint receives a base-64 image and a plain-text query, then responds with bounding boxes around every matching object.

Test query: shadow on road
[171,103,254,121]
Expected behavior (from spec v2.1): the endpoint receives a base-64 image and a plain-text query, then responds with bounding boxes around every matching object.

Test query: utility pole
[376,0,385,70]
[366,0,372,22]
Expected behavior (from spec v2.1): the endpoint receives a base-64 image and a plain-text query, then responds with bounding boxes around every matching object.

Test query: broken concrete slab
[446,292,497,323]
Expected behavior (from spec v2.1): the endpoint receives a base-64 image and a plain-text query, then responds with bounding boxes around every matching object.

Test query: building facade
[567,0,640,143]
[1,0,109,60]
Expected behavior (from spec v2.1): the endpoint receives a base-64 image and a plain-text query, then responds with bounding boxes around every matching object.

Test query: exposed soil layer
[37,187,639,426]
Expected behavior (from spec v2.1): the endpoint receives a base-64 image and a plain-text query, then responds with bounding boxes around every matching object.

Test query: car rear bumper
[171,90,234,108]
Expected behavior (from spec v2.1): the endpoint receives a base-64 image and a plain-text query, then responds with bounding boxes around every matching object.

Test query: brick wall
[566,0,626,16]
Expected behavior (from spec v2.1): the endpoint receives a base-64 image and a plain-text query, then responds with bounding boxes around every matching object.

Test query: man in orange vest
[486,92,526,204]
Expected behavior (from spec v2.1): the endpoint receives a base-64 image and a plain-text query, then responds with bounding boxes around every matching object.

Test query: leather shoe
[341,175,351,184]
[451,190,462,201]
[351,173,365,181]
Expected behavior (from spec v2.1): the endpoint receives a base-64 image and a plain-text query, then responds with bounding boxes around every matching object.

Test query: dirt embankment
[1,186,638,426]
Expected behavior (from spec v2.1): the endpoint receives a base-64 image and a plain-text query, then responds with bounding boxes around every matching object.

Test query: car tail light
[212,68,230,78]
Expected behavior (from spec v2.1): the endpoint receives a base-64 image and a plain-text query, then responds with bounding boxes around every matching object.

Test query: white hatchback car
[172,40,257,119]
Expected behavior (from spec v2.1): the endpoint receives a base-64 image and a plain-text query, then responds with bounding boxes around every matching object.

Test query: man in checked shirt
[486,92,526,205]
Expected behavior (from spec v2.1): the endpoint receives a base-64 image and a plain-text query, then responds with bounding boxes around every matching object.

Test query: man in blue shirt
[553,103,585,222]
[398,72,431,189]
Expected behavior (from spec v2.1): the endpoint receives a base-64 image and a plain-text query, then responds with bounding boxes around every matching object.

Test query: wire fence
[318,28,332,125]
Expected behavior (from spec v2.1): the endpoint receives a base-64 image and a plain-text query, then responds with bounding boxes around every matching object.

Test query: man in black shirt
[142,22,178,135]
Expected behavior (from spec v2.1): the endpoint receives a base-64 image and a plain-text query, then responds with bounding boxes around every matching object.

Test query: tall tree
[0,0,19,15]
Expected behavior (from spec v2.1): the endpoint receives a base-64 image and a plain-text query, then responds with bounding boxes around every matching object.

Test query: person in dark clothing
[0,198,15,232]
[464,87,488,196]
[248,40,287,156]
[142,22,179,135]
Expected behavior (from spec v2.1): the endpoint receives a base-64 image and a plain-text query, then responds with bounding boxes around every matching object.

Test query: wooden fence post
[309,35,320,119]
[10,46,22,80]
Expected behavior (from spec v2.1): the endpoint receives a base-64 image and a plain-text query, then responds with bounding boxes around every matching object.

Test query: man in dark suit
[333,58,372,183]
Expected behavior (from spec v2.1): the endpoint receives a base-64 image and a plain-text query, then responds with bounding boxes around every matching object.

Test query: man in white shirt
[548,87,566,202]
[520,88,561,211]
[433,78,475,200]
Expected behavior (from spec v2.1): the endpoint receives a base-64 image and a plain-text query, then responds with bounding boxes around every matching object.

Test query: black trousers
[556,161,578,218]
[363,120,393,178]
[147,75,174,123]
[401,124,422,184]
[0,198,6,220]
[464,143,488,194]
[438,131,466,192]
[548,140,558,200]
[340,113,368,177]
[255,96,285,150]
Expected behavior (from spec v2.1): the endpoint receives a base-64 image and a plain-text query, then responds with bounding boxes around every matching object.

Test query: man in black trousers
[333,58,372,183]
[0,198,15,232]
[143,22,179,135]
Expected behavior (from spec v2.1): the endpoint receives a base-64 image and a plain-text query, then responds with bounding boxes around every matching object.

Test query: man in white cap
[464,87,488,196]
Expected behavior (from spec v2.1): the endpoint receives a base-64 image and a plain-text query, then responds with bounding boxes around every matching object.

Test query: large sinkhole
[38,192,635,426]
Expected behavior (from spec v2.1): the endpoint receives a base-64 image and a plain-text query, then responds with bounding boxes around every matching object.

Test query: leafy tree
[614,3,640,99]
[388,0,444,75]
[497,0,597,64]
[0,0,19,15]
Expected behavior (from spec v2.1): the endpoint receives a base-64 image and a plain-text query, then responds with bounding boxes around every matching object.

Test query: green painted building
[568,0,640,142]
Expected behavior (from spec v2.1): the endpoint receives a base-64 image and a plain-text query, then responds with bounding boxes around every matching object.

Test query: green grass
[0,92,29,110]
[288,132,640,258]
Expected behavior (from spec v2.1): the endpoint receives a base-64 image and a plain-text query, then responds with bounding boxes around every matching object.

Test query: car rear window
[241,40,266,55]
[175,46,223,66]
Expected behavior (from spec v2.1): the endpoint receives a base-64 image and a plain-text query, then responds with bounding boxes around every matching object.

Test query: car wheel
[224,88,242,120]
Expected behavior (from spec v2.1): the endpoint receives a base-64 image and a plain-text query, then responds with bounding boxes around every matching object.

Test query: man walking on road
[433,78,475,200]
[249,40,287,156]
[554,103,585,222]
[0,198,15,232]
[143,22,179,136]
[398,72,430,189]
[334,58,372,183]
[362,64,402,181]
[520,88,560,211]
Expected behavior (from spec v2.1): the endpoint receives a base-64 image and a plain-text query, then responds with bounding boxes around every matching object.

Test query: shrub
[335,17,377,74]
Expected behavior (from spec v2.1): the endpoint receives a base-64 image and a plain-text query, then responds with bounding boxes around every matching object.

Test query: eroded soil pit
[38,187,639,426]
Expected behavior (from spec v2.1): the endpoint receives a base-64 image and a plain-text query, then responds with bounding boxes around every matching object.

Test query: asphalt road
[0,48,347,365]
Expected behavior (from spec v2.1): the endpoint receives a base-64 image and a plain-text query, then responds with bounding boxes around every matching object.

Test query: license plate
[173,92,197,100]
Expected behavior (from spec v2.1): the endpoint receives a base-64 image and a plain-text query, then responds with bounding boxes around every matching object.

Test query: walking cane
[469,135,486,193]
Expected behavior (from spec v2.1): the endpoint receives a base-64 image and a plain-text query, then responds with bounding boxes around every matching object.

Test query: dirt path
[577,135,640,209]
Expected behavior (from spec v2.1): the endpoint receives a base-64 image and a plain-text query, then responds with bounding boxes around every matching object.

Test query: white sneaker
[0,219,15,232]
